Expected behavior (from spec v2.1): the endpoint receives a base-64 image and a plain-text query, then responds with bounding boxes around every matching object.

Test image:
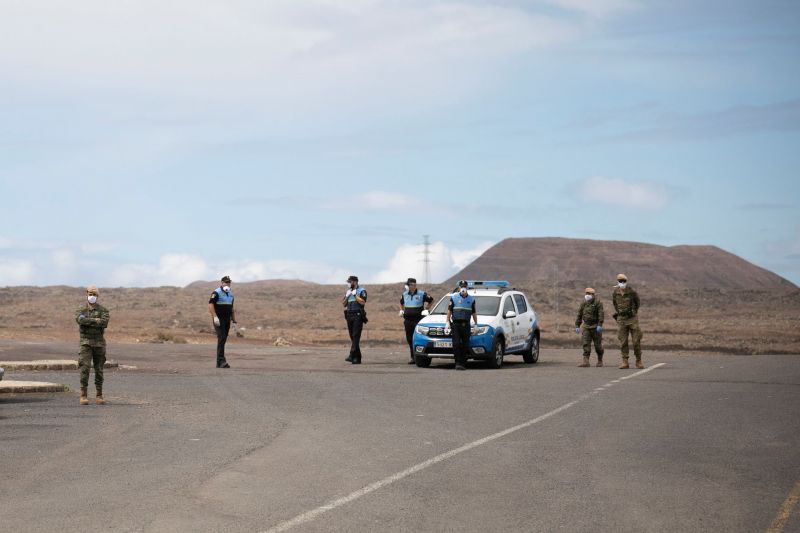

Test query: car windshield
[430,294,501,316]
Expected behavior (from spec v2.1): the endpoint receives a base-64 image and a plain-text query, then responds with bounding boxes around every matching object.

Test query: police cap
[347,275,359,282]
[406,277,417,284]
[221,275,232,283]
[457,280,468,288]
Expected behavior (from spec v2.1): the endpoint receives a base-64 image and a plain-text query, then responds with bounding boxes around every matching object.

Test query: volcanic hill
[448,237,795,289]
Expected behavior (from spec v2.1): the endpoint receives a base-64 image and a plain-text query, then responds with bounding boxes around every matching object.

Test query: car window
[430,295,501,316]
[503,296,516,316]
[513,294,528,314]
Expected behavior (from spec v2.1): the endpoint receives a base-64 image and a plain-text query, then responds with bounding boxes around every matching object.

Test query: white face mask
[404,285,409,292]
[222,285,231,293]
[459,288,468,296]
[618,282,627,289]
[87,295,98,304]
[584,294,593,301]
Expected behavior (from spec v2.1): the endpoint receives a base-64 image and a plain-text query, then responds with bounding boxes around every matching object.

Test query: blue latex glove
[575,327,581,334]
[596,326,603,333]
[78,314,85,321]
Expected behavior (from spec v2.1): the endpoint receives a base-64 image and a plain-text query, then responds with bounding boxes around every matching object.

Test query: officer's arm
[446,300,453,324]
[423,293,434,310]
[598,302,604,325]
[354,292,366,305]
[94,308,110,328]
[231,306,237,323]
[471,302,478,325]
[209,293,219,318]
[632,291,640,313]
[575,303,583,328]
[76,309,93,326]
[399,296,405,312]
[208,302,218,318]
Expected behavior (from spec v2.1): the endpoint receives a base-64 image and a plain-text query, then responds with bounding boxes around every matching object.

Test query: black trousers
[452,321,471,366]
[346,312,364,361]
[404,316,422,360]
[215,318,231,367]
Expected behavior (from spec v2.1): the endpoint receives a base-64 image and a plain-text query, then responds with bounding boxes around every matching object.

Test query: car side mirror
[504,311,517,319]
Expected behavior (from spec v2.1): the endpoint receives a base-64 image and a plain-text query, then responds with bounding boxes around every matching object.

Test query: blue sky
[1,0,799,287]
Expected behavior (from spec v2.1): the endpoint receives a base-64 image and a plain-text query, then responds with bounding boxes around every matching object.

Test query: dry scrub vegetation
[0,281,798,355]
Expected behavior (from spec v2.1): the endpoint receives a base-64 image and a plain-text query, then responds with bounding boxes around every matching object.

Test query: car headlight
[472,326,489,335]
[416,325,430,335]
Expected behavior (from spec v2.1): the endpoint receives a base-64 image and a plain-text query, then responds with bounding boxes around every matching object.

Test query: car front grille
[426,327,450,337]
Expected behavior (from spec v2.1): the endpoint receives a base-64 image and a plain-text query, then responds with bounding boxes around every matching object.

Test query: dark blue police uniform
[209,287,234,367]
[344,287,367,364]
[401,289,433,362]
[449,293,476,367]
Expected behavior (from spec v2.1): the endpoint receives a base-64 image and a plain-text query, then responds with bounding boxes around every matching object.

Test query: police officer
[343,275,367,364]
[575,287,604,367]
[75,285,110,405]
[446,280,477,371]
[208,275,237,368]
[399,277,434,364]
[612,273,644,369]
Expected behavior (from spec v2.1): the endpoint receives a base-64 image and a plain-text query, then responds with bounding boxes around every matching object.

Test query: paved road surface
[1,340,799,532]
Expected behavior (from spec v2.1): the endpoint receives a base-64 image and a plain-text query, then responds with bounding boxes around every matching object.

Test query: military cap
[221,275,232,283]
[86,285,99,295]
[347,275,359,282]
[407,277,417,284]
[585,287,596,294]
[457,280,468,288]
[616,273,628,282]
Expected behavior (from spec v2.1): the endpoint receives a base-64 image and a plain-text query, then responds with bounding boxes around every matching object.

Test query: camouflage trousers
[79,344,106,388]
[617,317,643,359]
[581,327,604,359]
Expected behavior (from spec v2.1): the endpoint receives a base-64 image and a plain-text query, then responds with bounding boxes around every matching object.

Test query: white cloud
[0,258,36,286]
[107,254,351,287]
[0,1,631,119]
[371,240,494,284]
[578,176,669,210]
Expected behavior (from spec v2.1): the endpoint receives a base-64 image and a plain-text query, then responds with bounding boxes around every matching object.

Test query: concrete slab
[0,380,69,393]
[0,360,118,371]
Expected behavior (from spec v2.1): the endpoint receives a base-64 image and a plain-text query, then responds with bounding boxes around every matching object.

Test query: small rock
[274,337,291,347]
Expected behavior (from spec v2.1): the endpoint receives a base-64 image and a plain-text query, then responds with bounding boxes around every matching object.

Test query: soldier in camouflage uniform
[575,287,604,367]
[612,273,644,369]
[75,285,110,405]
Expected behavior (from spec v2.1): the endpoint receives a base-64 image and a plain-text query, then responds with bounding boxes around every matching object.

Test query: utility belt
[452,319,471,325]
[344,309,368,324]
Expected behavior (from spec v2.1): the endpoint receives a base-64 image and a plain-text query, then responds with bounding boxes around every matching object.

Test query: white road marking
[619,363,666,380]
[262,363,666,533]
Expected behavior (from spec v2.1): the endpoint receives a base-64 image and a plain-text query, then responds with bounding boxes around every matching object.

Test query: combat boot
[79,387,89,405]
[618,359,630,369]
[578,357,590,368]
[96,386,106,405]
[596,359,604,367]
[635,358,644,369]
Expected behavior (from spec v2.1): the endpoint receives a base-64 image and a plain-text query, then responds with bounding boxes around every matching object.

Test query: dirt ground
[1,281,798,355]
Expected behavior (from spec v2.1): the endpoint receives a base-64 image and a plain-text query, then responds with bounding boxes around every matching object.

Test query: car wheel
[522,334,539,364]
[415,355,432,368]
[487,338,504,369]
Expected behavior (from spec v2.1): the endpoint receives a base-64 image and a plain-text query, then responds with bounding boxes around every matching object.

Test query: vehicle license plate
[435,340,453,348]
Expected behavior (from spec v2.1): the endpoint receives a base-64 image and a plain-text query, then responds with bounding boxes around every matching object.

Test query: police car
[412,280,540,368]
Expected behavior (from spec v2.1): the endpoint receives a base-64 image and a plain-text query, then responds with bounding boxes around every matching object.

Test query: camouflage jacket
[75,304,110,346]
[576,300,604,328]
[612,287,640,319]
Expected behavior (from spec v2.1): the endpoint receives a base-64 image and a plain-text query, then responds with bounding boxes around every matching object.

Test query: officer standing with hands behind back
[446,280,478,371]
[208,275,236,369]
[399,277,434,364]
[343,275,367,364]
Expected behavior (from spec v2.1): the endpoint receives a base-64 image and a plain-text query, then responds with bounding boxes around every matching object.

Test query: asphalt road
[1,340,799,532]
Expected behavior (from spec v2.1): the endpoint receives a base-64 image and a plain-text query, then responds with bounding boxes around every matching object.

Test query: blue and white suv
[412,281,540,368]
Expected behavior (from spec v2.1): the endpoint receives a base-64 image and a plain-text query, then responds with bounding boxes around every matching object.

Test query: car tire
[487,338,504,369]
[415,355,432,368]
[522,334,539,364]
